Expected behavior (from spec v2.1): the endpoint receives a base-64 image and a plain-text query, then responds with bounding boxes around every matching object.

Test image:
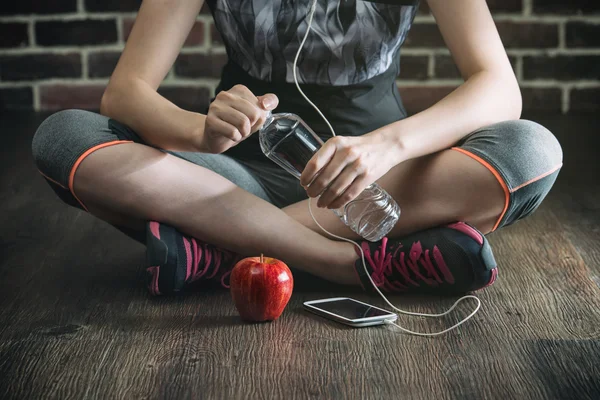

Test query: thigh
[234,159,308,209]
[33,110,270,204]
[283,148,502,239]
[33,110,150,242]
[284,120,563,239]
[169,151,275,205]
[32,110,289,243]
[454,119,563,229]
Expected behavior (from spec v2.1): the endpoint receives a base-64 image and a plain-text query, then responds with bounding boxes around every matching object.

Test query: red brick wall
[1,0,599,113]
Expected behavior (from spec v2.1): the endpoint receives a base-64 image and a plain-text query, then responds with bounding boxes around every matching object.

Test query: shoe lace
[189,238,221,281]
[362,237,455,291]
[184,238,241,289]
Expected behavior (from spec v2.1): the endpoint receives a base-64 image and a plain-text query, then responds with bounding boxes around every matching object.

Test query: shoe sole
[146,221,182,296]
[479,235,498,289]
[448,222,498,290]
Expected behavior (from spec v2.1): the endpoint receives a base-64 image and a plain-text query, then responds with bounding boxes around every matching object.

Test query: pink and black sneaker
[145,221,241,296]
[354,222,498,295]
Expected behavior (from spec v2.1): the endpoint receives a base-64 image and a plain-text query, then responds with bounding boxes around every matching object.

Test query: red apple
[230,254,294,322]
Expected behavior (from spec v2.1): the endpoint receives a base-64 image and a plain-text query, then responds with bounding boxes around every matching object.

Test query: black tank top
[205,0,420,161]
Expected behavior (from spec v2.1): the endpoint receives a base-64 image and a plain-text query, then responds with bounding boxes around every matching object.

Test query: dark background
[0,0,599,114]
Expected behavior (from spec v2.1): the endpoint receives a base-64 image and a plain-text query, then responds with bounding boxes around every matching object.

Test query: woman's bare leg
[283,149,505,239]
[73,142,359,284]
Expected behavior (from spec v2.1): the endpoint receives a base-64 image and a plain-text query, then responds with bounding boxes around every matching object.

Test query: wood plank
[1,113,599,399]
[539,114,600,287]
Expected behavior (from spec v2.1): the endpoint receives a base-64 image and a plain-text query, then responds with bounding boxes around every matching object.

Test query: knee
[32,109,93,183]
[490,120,563,228]
[499,120,563,171]
[32,109,82,167]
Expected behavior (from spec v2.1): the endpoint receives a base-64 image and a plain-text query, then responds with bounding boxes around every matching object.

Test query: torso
[207,0,420,161]
[206,0,419,85]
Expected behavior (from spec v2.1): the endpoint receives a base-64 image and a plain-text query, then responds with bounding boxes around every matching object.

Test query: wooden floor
[0,112,599,399]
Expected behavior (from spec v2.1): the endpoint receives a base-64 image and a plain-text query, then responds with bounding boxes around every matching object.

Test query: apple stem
[261,253,264,263]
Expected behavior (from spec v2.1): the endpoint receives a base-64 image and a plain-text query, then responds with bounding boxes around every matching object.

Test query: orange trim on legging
[451,147,510,232]
[38,169,67,190]
[68,140,132,212]
[510,163,562,192]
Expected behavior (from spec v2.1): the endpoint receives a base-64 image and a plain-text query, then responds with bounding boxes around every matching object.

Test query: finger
[317,165,358,208]
[205,113,242,142]
[225,97,263,134]
[229,84,259,103]
[305,150,350,198]
[211,106,252,138]
[215,91,256,134]
[300,140,338,188]
[227,87,278,132]
[257,94,279,110]
[328,174,370,210]
[253,94,279,131]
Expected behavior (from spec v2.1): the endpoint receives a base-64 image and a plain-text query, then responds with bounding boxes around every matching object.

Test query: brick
[523,56,600,81]
[122,18,204,47]
[521,88,562,113]
[88,51,121,78]
[184,21,206,47]
[0,88,33,110]
[434,56,460,79]
[566,22,600,48]
[533,0,600,14]
[496,22,558,48]
[174,54,227,78]
[397,85,558,114]
[85,0,141,12]
[158,87,211,113]
[435,55,517,79]
[0,0,76,15]
[0,53,81,81]
[210,23,224,46]
[487,0,523,12]
[419,0,522,14]
[570,88,600,112]
[36,19,117,46]
[406,21,558,49]
[404,23,444,48]
[398,55,428,80]
[397,85,456,114]
[40,84,106,111]
[121,18,135,42]
[0,23,29,48]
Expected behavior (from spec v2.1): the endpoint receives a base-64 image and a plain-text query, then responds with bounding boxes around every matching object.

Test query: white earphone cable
[291,0,481,336]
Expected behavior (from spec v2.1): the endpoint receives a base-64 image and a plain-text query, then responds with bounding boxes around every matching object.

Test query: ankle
[327,241,362,285]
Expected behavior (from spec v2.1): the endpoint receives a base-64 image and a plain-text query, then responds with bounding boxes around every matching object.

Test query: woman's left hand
[300,132,400,209]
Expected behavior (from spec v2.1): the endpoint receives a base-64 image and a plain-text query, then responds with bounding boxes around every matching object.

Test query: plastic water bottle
[259,112,400,242]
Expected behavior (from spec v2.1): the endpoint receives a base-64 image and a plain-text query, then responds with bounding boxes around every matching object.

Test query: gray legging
[32,109,563,242]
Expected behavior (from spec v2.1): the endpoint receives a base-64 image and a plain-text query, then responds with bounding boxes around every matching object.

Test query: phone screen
[311,299,391,320]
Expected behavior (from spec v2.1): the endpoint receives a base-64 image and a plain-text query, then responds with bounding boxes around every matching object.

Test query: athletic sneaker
[354,222,498,295]
[145,221,241,296]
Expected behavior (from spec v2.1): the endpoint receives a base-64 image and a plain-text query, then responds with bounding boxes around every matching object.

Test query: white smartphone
[303,297,398,328]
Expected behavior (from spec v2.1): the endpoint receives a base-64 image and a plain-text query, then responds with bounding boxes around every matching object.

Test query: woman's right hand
[201,84,279,154]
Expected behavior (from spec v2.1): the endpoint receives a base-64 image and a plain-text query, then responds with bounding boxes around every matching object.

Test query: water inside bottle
[259,112,400,242]
[333,183,400,242]
[260,113,324,179]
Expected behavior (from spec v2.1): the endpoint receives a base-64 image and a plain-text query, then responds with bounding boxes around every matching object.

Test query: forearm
[100,78,206,152]
[380,70,522,161]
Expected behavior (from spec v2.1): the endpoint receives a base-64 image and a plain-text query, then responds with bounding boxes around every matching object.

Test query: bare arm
[100,0,205,151]
[378,0,522,161]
